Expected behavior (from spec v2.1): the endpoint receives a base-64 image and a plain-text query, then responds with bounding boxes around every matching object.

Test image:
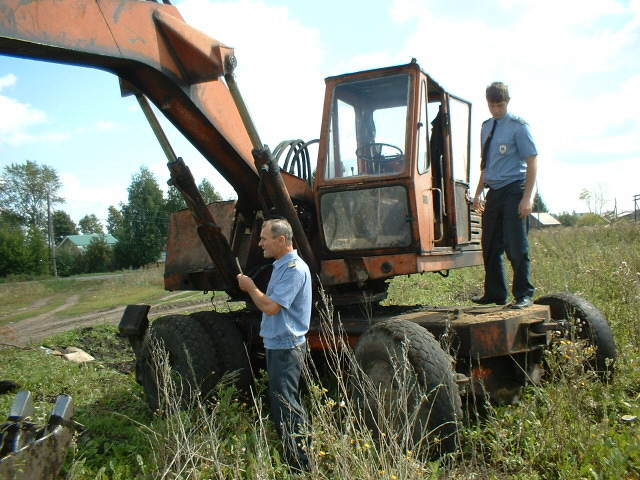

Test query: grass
[0,267,193,325]
[0,222,639,479]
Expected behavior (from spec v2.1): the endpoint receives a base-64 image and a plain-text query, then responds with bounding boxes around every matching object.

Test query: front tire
[138,315,220,412]
[189,311,253,395]
[352,319,462,457]
[535,292,616,381]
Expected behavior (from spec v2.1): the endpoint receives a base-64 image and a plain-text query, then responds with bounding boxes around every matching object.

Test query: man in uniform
[236,218,311,471]
[472,82,538,309]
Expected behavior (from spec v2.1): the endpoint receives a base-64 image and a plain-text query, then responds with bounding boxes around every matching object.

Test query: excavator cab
[315,61,479,265]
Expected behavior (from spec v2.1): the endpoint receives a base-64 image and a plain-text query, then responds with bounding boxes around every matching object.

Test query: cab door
[446,94,473,245]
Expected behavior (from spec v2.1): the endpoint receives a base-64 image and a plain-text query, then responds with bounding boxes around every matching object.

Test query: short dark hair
[264,218,293,246]
[486,82,510,103]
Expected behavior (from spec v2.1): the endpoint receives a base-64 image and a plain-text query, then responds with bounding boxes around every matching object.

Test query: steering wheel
[355,143,404,164]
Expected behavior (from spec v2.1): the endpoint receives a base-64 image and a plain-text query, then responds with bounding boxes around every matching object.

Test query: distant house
[58,234,118,253]
[529,212,561,229]
[617,210,638,222]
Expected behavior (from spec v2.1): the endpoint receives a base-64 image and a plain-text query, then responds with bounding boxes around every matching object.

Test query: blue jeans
[481,181,535,301]
[266,343,310,470]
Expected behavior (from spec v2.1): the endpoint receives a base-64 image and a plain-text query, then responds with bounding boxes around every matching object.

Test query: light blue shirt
[260,250,312,349]
[482,112,537,190]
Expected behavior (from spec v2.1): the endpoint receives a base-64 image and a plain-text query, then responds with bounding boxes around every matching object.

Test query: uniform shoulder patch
[288,259,296,268]
[512,115,528,125]
[482,118,492,126]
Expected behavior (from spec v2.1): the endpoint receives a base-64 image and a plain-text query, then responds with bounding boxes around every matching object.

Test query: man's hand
[473,194,485,213]
[237,274,282,315]
[237,274,256,292]
[518,197,532,218]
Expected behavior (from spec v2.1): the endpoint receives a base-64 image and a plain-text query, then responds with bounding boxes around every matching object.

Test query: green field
[0,223,638,479]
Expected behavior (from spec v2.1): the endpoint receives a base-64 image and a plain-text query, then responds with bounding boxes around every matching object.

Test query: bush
[84,236,115,273]
[555,211,578,227]
[577,213,608,227]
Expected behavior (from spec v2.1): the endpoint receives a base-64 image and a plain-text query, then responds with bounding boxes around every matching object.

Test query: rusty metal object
[307,304,550,358]
[164,201,237,292]
[320,250,483,286]
[223,66,318,275]
[0,391,75,480]
[167,158,241,295]
[252,147,319,275]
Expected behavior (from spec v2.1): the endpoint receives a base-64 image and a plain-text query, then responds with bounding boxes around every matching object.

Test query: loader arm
[0,0,263,205]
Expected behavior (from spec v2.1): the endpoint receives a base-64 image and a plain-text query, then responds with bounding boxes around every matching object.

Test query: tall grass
[1,223,638,479]
[134,296,452,479]
[116,225,640,478]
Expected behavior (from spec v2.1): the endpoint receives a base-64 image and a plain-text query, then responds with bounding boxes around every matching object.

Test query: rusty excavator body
[0,0,616,474]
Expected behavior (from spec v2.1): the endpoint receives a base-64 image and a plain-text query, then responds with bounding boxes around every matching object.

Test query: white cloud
[390,0,640,213]
[0,75,75,147]
[0,95,50,146]
[59,172,128,222]
[177,0,325,146]
[0,74,17,91]
[539,156,638,213]
[335,51,402,75]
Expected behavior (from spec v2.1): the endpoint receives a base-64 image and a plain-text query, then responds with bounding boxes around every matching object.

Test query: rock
[62,347,95,363]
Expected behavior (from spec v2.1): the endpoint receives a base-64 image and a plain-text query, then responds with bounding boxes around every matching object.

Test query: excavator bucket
[0,391,75,480]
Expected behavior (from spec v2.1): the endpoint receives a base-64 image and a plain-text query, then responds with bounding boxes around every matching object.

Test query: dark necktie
[480,119,497,170]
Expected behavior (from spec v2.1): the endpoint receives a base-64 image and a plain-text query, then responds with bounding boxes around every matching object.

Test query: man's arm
[473,170,486,213]
[518,155,538,218]
[237,274,282,316]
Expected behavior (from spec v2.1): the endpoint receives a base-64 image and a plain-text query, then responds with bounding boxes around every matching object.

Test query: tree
[165,185,187,212]
[198,178,223,203]
[52,210,78,243]
[579,189,592,213]
[84,236,114,273]
[0,160,63,231]
[0,213,29,277]
[532,192,548,213]
[0,212,49,277]
[79,214,104,234]
[556,211,578,227]
[580,187,608,215]
[115,167,167,268]
[165,179,222,213]
[106,205,124,238]
[56,247,82,277]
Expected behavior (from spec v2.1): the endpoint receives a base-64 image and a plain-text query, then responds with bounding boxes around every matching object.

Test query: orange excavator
[0,0,616,467]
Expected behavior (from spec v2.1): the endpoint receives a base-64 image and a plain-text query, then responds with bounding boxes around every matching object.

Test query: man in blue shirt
[472,82,538,309]
[237,218,312,471]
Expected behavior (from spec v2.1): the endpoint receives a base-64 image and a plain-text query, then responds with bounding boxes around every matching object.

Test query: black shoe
[471,295,507,305]
[511,296,533,309]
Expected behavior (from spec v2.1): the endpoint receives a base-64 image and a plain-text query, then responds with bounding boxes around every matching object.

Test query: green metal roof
[59,234,118,247]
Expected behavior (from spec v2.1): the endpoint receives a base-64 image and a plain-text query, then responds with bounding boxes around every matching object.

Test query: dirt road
[0,293,215,347]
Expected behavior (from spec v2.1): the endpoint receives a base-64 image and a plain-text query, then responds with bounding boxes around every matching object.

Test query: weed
[1,223,639,478]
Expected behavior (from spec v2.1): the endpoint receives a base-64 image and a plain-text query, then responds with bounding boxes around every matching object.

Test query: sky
[1,0,639,225]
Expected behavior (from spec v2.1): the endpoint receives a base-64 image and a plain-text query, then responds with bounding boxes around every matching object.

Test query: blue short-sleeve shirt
[260,250,312,349]
[482,112,538,190]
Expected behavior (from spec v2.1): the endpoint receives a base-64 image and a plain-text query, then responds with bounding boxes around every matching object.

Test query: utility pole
[47,192,57,277]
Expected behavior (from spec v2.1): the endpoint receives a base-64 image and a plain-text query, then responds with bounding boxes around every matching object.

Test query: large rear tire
[352,319,462,457]
[189,311,253,395]
[535,292,616,381]
[138,315,220,412]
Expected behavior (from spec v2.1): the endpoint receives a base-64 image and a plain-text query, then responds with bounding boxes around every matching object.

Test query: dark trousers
[481,181,535,301]
[266,344,310,470]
